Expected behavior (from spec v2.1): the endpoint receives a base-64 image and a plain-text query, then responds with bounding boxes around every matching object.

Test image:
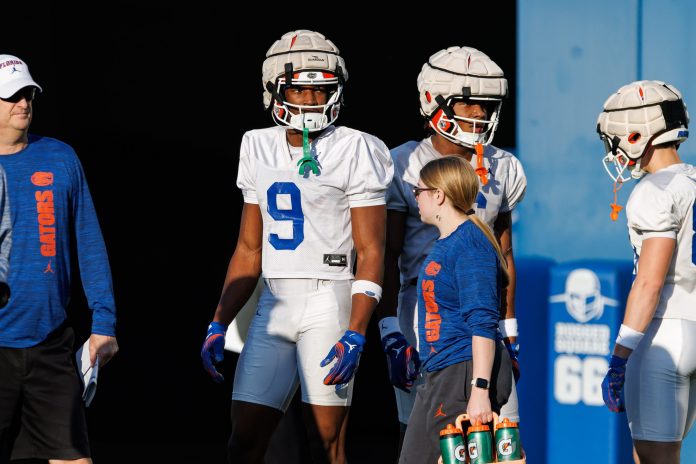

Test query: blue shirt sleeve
[0,167,11,283]
[455,239,500,340]
[70,156,117,336]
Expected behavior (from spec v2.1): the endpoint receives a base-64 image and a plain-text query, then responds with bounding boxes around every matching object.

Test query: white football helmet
[417,46,507,148]
[262,30,347,132]
[597,80,689,182]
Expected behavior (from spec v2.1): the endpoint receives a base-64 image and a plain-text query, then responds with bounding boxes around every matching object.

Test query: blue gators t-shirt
[417,220,502,373]
[0,135,116,348]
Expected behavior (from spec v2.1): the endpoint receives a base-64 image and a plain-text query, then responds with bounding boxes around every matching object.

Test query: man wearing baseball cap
[0,54,118,464]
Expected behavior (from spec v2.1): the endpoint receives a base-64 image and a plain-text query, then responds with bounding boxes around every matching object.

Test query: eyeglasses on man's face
[412,186,437,198]
[1,87,37,104]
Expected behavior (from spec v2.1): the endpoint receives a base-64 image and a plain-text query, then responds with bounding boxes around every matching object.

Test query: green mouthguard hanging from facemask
[297,128,319,176]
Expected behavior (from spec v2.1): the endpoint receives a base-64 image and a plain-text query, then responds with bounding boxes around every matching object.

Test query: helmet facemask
[599,133,643,183]
[429,94,503,148]
[269,69,344,132]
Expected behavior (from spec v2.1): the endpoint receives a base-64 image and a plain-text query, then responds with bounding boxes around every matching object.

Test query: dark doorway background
[4,2,516,462]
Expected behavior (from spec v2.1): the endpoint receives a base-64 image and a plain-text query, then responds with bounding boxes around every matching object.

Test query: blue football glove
[321,330,366,391]
[602,355,627,412]
[505,341,521,383]
[201,322,227,383]
[382,331,421,392]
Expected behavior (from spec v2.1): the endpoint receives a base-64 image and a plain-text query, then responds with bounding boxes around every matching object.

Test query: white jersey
[626,163,696,320]
[237,125,393,279]
[386,137,527,280]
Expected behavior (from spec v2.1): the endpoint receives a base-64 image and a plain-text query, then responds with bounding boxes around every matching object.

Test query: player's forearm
[374,248,400,320]
[613,237,673,357]
[612,278,662,358]
[501,251,517,343]
[348,295,377,335]
[214,246,262,325]
[621,278,663,334]
[613,238,675,358]
[349,246,384,334]
[495,211,515,322]
[374,209,406,321]
[348,204,387,334]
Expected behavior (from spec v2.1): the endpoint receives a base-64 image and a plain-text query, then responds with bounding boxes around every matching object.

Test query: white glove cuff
[378,316,401,340]
[499,318,518,338]
[351,279,382,302]
[616,324,644,351]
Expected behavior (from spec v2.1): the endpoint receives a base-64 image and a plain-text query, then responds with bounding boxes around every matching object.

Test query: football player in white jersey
[200,30,393,464]
[374,46,526,446]
[599,80,696,464]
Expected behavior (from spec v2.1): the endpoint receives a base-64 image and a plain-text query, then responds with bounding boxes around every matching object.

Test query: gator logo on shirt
[31,172,53,187]
[425,261,441,276]
[32,172,56,257]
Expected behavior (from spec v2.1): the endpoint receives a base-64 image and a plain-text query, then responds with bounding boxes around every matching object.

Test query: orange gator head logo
[31,172,53,187]
[425,261,441,276]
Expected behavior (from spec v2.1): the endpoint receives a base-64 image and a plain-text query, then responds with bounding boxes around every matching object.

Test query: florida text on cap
[0,55,42,99]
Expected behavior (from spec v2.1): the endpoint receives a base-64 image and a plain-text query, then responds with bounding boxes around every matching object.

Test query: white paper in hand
[75,339,99,407]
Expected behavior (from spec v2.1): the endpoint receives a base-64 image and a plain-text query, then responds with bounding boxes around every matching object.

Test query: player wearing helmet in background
[599,80,696,464]
[200,30,393,464]
[374,46,526,449]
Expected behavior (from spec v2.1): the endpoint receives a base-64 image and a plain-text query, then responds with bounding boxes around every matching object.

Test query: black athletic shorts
[399,340,512,464]
[0,324,90,462]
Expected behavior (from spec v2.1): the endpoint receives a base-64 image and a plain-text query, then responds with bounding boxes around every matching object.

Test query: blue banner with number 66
[546,261,633,464]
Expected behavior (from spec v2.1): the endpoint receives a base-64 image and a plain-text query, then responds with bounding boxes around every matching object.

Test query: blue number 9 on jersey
[267,182,304,250]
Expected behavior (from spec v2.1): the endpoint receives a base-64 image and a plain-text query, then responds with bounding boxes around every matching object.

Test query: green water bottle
[495,417,522,461]
[467,424,494,464]
[439,423,467,463]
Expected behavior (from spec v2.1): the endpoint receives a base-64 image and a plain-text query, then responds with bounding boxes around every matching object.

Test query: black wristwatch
[471,378,490,390]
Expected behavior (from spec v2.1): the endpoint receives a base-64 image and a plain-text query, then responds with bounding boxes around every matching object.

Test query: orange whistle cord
[474,143,488,185]
[610,180,624,221]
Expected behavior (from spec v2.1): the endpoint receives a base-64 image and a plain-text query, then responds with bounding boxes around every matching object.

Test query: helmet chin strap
[630,157,646,180]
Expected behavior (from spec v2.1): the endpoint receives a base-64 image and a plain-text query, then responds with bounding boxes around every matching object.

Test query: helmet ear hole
[628,132,641,144]
[432,109,453,133]
[439,121,453,132]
